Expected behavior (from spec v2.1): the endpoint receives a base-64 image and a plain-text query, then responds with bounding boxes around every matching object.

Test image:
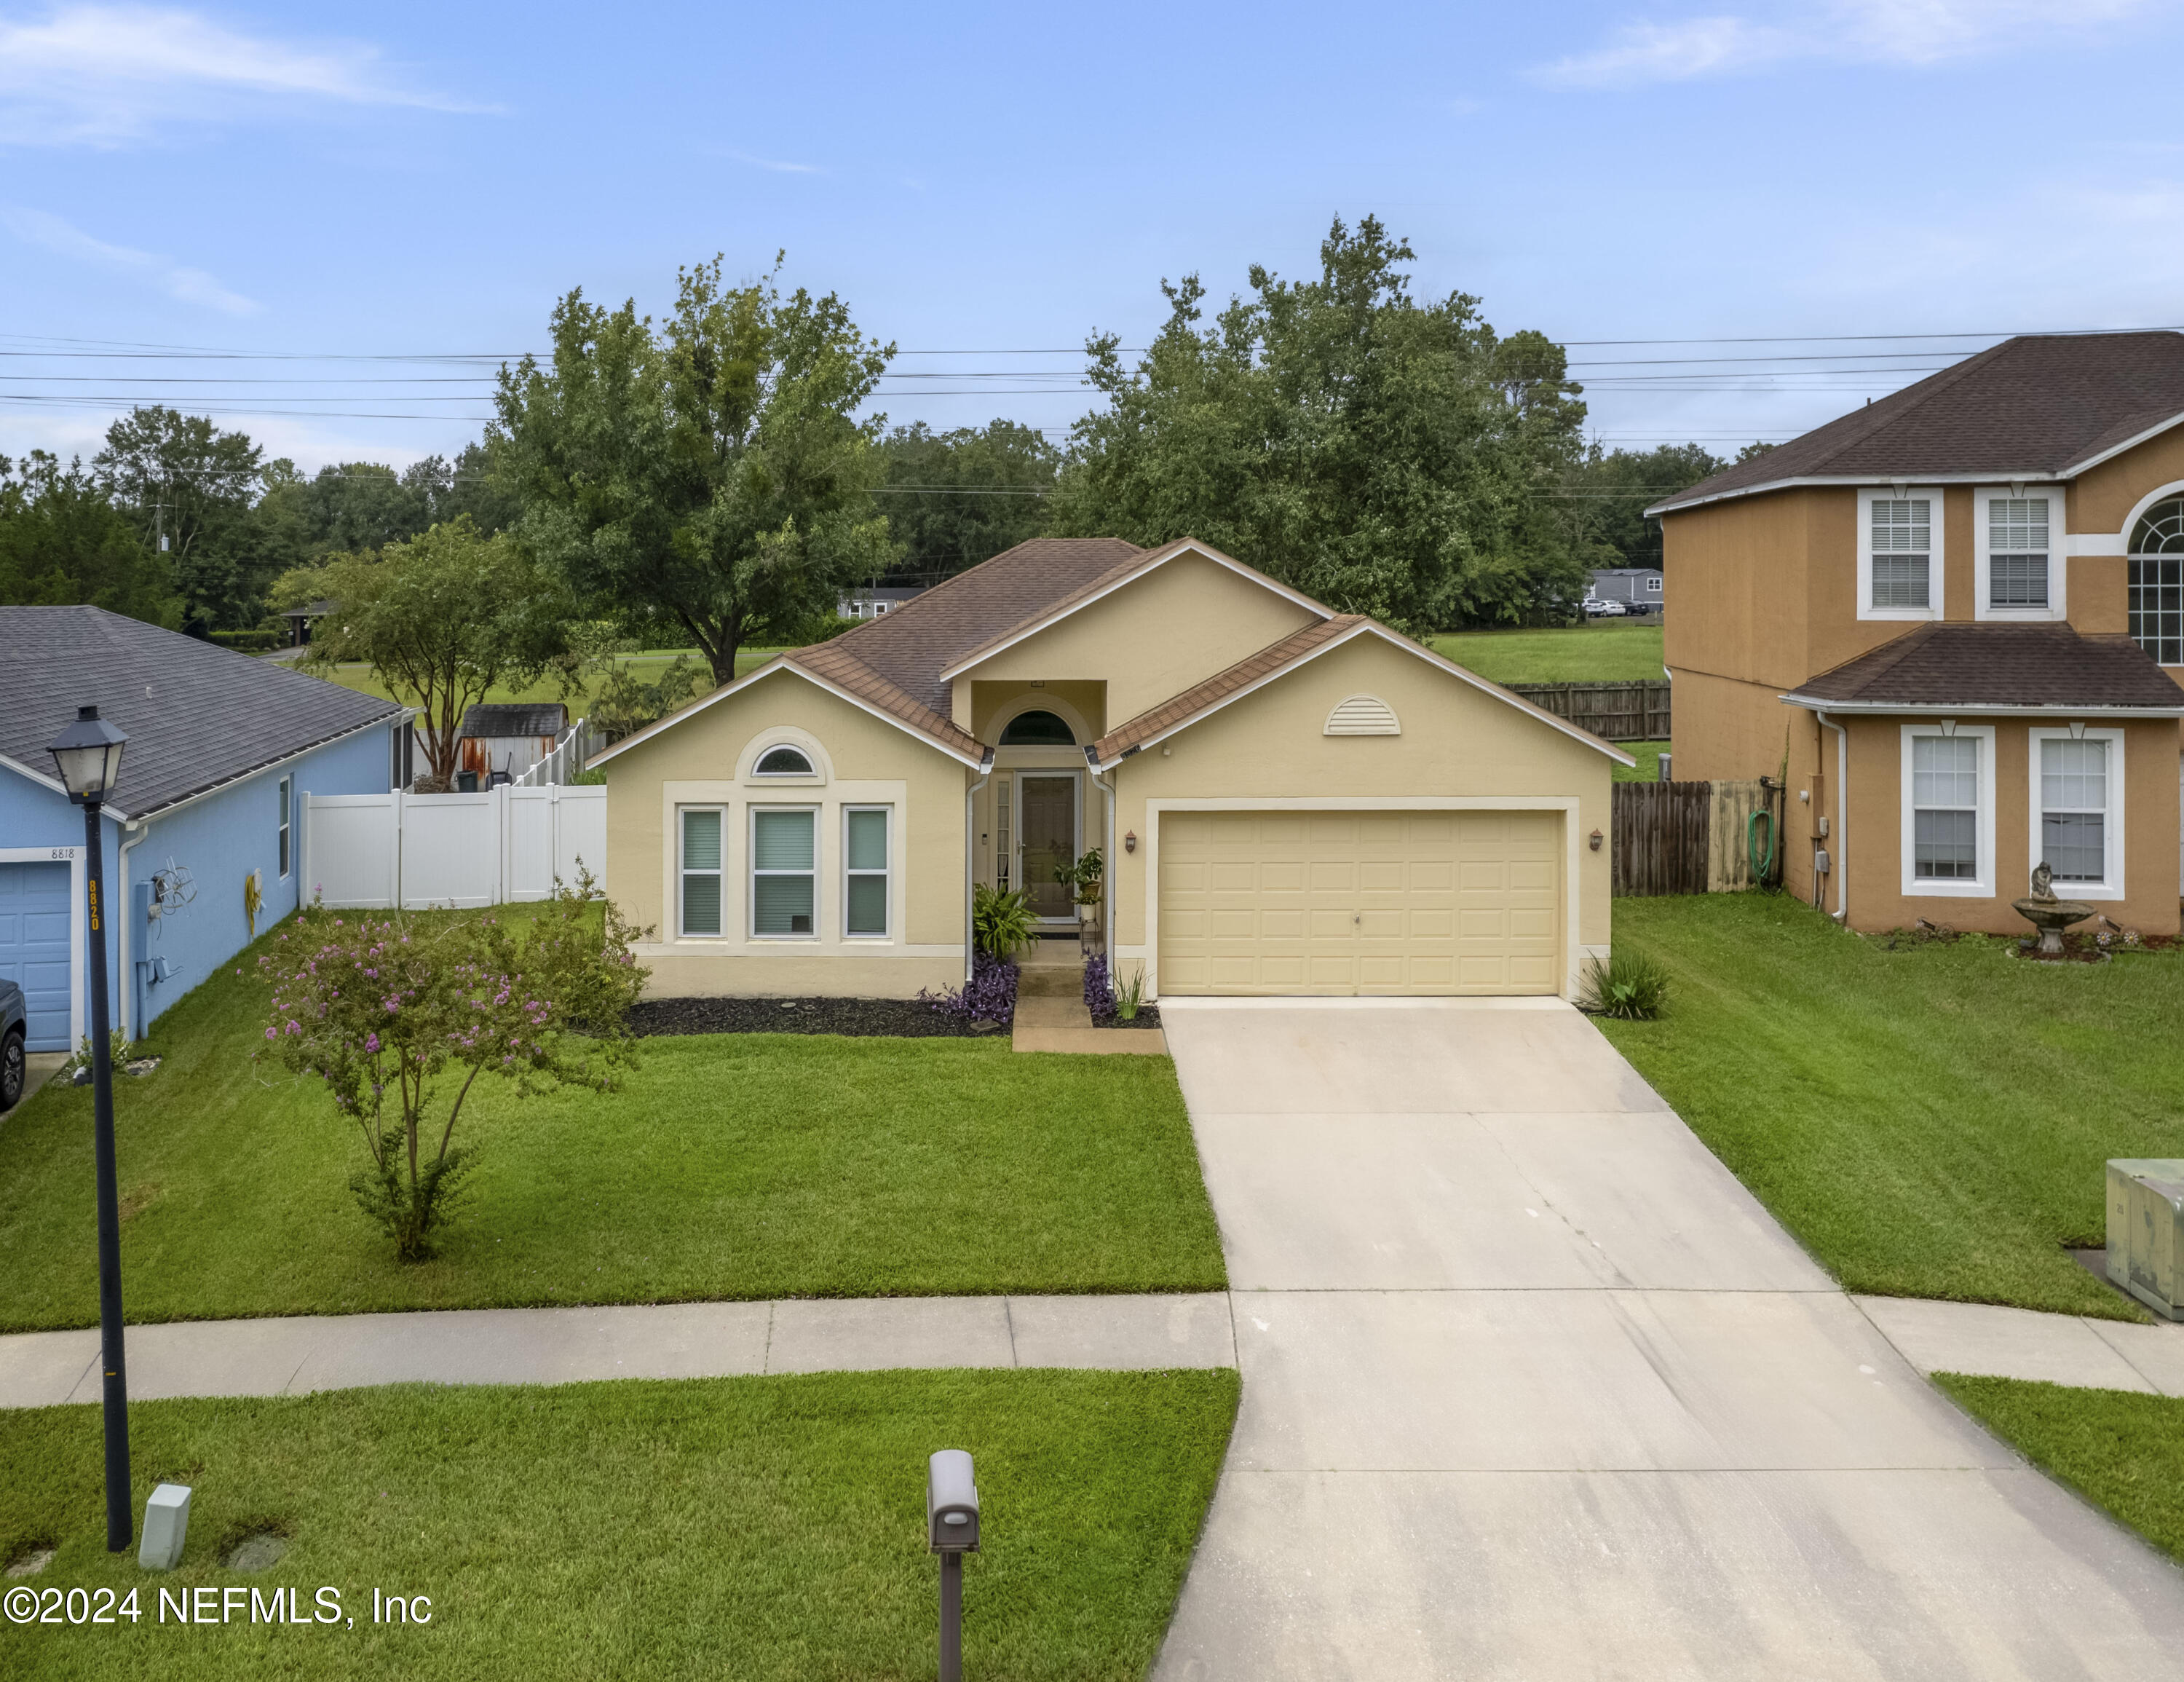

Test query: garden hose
[1747,806,1776,884]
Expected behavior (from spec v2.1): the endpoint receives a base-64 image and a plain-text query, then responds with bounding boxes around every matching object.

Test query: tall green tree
[303,518,577,788]
[1048,216,1591,632]
[0,451,180,625]
[93,405,269,630]
[494,256,896,684]
[1553,443,1728,576]
[877,419,1057,579]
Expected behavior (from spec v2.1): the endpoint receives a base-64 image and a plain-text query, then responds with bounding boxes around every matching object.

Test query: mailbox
[927,1449,979,1553]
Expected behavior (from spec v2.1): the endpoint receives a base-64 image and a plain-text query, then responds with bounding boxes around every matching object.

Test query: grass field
[304,647,785,712]
[1596,893,2184,1319]
[1431,621,1663,684]
[1613,742,1666,783]
[0,916,1224,1331]
[1936,1376,2184,1564]
[0,1367,1239,1681]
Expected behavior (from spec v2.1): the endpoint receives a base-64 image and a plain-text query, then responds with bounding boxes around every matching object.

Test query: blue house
[0,607,406,1049]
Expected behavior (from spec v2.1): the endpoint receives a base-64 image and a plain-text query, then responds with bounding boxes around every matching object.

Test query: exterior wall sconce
[1589,829,1603,852]
[1124,831,1137,853]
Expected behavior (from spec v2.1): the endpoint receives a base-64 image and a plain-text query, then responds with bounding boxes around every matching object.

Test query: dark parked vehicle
[0,979,25,1112]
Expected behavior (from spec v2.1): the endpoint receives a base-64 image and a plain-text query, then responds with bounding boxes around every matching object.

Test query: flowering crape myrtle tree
[257,871,650,1260]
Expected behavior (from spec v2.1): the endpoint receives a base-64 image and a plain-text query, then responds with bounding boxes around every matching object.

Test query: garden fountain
[2011,863,2094,957]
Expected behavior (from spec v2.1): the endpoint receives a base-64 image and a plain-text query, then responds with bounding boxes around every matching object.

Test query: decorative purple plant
[920,952,1020,1026]
[1083,952,1116,1022]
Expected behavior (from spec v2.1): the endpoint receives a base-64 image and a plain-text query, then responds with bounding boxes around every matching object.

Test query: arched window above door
[999,709,1075,746]
[2128,497,2184,665]
[753,744,815,776]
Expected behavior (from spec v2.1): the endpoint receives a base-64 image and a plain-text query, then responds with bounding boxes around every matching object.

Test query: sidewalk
[1857,1293,2184,1395]
[0,1292,1235,1409]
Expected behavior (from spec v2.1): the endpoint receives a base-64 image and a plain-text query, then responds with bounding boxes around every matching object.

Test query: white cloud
[1538,0,2149,87]
[0,4,484,145]
[1,207,257,314]
[729,149,823,175]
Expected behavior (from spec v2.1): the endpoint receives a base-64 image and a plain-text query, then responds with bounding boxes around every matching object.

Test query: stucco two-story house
[1650,331,2184,935]
[594,537,1631,1000]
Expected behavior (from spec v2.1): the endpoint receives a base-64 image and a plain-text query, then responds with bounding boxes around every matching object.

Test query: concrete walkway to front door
[1152,997,2184,1681]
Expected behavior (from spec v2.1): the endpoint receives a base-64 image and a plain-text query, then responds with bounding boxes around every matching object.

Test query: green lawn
[306,647,785,711]
[1613,741,1667,783]
[0,1367,1238,1681]
[1936,1376,2184,1564]
[1596,893,2184,1319]
[0,920,1224,1330]
[1431,621,1663,684]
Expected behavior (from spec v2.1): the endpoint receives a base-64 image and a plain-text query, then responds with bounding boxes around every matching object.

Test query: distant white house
[839,585,927,620]
[1587,568,1663,612]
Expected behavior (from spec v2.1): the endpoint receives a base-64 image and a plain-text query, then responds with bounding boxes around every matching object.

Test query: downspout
[1085,746,1117,960]
[963,749,994,984]
[1816,710,1848,923]
[117,817,150,1042]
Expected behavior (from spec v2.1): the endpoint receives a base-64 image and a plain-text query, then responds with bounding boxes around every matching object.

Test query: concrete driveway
[1154,998,2184,1681]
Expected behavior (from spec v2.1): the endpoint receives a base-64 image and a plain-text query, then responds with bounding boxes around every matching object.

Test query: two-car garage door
[1157,810,1561,995]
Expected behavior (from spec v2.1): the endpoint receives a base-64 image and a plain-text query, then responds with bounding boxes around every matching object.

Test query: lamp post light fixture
[48,703,132,1552]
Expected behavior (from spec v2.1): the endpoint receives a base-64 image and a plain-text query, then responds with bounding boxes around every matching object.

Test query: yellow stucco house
[591,536,1629,1000]
[1651,331,2184,936]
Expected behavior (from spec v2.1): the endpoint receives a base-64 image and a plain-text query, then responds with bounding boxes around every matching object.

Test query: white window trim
[1974,486,2065,622]
[751,743,821,780]
[749,804,820,940]
[677,804,728,938]
[842,804,892,939]
[2027,727,2125,900]
[1859,488,1944,623]
[1899,724,1996,899]
[277,774,293,878]
[1645,575,1662,593]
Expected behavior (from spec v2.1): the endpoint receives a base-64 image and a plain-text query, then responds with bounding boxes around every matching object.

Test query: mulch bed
[1093,1008,1163,1031]
[629,995,1002,1039]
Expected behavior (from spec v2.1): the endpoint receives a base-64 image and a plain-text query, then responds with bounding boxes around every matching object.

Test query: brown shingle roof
[1092,617,1368,762]
[1651,332,2184,514]
[783,639,986,761]
[1785,623,2184,711]
[807,537,1147,717]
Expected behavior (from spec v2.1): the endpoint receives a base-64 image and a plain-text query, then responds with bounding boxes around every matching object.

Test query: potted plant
[1053,848,1105,954]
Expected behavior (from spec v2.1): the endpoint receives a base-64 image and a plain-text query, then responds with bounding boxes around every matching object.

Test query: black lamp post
[48,703,132,1552]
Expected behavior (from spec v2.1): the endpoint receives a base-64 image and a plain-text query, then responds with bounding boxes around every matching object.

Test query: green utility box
[2107,1159,2184,1321]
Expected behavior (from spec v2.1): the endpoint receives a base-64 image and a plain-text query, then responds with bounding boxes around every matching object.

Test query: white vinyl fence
[304,785,607,911]
[514,716,602,787]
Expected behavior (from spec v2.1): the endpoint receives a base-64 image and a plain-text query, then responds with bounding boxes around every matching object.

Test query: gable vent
[1325,695,1400,736]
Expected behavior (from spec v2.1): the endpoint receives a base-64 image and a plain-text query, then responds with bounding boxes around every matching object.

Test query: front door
[1018,774,1080,923]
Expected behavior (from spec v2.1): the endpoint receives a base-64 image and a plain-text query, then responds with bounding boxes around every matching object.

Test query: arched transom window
[753,744,815,776]
[999,709,1075,746]
[2128,497,2184,665]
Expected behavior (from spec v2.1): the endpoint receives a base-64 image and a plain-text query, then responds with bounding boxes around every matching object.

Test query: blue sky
[2,0,2180,471]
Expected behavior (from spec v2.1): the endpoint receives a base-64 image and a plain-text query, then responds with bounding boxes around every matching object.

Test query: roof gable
[0,607,401,820]
[938,537,1330,681]
[1650,332,2184,515]
[587,655,987,770]
[1091,617,1634,767]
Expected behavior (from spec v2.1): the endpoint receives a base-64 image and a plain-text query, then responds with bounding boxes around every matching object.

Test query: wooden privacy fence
[1613,778,1776,896]
[1510,680,1670,742]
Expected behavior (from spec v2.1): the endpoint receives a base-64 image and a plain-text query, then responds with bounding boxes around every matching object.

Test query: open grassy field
[0,1367,1239,1681]
[0,915,1224,1331]
[304,647,784,712]
[1597,893,2184,1319]
[1936,1376,2184,1565]
[1431,621,1663,685]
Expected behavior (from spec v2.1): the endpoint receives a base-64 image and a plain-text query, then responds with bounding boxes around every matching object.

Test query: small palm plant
[1580,949,1669,1020]
[973,884,1040,960]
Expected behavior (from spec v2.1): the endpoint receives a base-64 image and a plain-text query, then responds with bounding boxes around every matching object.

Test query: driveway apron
[1153,997,2184,1682]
